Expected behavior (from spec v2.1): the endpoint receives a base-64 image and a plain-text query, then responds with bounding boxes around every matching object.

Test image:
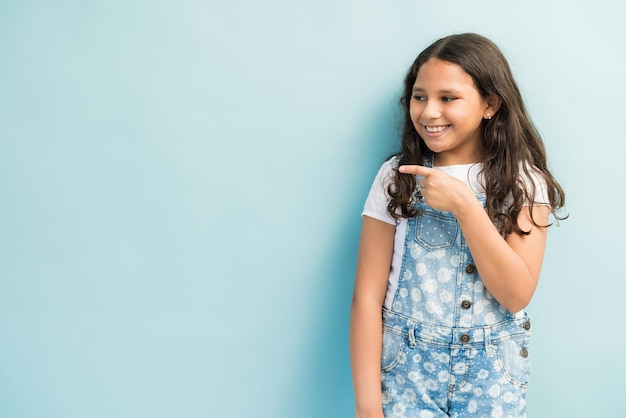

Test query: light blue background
[1,1,623,417]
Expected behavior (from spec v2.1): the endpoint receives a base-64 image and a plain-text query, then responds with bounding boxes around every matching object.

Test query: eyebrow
[412,87,462,95]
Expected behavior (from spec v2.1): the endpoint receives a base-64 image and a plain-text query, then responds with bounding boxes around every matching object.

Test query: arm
[454,197,548,312]
[350,215,395,418]
[399,165,548,313]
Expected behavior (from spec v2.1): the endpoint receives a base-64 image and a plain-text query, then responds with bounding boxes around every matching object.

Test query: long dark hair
[388,33,566,234]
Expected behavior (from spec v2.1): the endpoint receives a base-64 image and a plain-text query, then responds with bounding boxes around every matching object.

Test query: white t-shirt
[362,156,549,310]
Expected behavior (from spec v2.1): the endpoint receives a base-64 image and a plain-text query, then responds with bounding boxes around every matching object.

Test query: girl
[349,33,565,418]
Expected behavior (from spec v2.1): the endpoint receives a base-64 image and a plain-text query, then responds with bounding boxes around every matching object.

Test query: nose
[421,100,442,121]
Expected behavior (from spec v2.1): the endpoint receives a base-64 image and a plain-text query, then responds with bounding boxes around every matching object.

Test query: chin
[421,142,447,154]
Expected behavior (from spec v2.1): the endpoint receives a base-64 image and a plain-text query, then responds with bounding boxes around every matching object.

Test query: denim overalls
[381,155,532,418]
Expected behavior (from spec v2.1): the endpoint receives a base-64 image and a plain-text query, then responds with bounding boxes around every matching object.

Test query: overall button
[520,347,529,358]
[465,264,476,274]
[523,320,531,331]
[461,300,472,310]
[460,333,471,343]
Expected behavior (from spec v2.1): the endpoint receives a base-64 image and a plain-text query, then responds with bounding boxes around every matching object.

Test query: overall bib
[381,155,532,418]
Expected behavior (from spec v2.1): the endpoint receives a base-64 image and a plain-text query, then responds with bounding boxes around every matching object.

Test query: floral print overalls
[381,154,532,418]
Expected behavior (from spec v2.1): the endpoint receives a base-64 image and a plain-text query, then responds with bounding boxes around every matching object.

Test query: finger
[398,165,435,176]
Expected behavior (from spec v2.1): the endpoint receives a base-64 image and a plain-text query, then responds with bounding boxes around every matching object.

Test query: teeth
[425,125,448,133]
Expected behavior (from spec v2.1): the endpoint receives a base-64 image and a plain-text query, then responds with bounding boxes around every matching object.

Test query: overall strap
[424,151,434,168]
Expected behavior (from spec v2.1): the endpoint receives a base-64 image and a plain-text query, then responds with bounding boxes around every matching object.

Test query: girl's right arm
[350,215,395,418]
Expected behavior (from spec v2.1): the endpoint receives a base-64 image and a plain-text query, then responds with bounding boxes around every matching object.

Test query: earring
[485,113,492,119]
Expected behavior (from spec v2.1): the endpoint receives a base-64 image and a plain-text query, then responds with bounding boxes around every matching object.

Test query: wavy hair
[387,33,566,234]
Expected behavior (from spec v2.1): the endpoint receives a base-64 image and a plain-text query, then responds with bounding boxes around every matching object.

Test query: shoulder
[362,155,401,225]
[378,155,400,177]
[369,155,400,191]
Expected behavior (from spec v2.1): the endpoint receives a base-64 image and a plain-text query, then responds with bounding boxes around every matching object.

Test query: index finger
[398,165,435,176]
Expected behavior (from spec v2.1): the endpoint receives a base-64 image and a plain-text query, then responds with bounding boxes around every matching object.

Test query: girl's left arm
[454,199,548,313]
[399,165,548,313]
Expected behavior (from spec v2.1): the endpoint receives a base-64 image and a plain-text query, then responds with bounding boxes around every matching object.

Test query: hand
[398,165,475,214]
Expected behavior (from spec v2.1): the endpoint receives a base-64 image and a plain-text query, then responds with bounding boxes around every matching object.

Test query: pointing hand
[399,165,475,214]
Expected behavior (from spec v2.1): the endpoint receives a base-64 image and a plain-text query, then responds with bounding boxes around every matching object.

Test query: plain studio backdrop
[0,1,623,417]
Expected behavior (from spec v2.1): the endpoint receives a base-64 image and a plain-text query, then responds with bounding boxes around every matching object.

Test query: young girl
[350,33,565,418]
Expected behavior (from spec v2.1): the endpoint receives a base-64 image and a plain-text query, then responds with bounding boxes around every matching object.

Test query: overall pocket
[380,326,407,372]
[414,209,458,250]
[495,334,532,387]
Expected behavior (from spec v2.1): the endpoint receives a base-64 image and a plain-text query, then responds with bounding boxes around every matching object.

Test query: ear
[484,95,502,119]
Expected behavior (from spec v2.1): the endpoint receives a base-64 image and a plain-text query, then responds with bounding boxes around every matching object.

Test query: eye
[412,95,426,101]
[441,96,457,102]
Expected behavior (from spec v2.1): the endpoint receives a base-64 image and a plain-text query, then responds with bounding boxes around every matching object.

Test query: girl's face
[410,58,496,166]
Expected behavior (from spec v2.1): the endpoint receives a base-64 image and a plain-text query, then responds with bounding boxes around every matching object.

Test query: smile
[424,125,450,133]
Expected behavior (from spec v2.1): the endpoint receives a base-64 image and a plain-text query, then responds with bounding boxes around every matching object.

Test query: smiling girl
[350,33,565,418]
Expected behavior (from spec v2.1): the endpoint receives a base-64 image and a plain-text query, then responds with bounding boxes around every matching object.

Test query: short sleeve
[361,157,399,225]
[520,164,550,207]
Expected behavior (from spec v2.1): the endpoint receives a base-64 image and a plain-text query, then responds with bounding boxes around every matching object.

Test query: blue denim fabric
[381,154,532,417]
